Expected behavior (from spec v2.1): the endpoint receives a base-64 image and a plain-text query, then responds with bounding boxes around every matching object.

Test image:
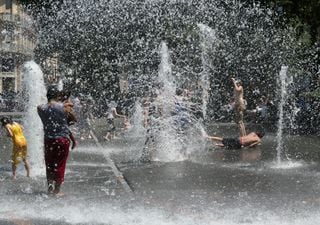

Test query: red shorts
[44,137,70,184]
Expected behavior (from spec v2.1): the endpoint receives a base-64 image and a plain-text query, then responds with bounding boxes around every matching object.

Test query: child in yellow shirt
[1,117,30,179]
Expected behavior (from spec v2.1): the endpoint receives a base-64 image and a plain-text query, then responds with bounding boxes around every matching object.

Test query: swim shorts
[222,138,242,149]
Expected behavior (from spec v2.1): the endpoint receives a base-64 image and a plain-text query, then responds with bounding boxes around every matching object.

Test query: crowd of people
[0,78,267,195]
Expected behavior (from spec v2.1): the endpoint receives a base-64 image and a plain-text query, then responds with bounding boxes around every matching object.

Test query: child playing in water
[1,117,30,179]
[104,102,126,141]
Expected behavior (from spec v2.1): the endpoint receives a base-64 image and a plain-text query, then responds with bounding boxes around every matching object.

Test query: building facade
[0,0,35,94]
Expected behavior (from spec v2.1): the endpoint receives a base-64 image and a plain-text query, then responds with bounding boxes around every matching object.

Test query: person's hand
[71,140,76,149]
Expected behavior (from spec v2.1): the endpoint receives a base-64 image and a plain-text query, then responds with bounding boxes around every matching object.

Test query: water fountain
[22,61,47,176]
[275,66,289,164]
[198,23,216,121]
[149,42,185,161]
[1,1,319,225]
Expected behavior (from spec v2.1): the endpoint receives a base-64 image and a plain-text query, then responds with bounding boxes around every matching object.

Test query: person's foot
[54,192,65,197]
[48,184,54,194]
[53,183,61,195]
[12,176,17,180]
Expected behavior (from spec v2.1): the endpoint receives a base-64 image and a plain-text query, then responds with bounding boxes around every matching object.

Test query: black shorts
[222,138,242,149]
[107,118,116,132]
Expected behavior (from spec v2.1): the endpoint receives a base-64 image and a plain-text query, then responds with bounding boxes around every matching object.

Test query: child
[1,117,30,179]
[104,103,126,141]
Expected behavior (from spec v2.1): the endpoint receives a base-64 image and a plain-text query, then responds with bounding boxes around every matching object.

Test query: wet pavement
[1,123,320,224]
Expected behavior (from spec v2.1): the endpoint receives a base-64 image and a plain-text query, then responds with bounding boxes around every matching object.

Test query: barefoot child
[1,117,30,179]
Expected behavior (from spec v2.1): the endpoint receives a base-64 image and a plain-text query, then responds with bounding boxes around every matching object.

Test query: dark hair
[1,117,13,126]
[46,85,60,101]
[255,131,265,138]
[59,90,71,101]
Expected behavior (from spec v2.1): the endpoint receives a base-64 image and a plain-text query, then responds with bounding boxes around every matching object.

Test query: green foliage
[257,0,320,42]
[301,89,320,98]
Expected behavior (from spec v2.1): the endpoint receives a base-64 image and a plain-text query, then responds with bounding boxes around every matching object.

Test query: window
[2,58,14,72]
[2,77,15,93]
[5,0,12,10]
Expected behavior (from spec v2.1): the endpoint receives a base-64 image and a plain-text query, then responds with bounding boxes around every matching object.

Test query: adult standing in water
[37,86,75,195]
[231,77,246,137]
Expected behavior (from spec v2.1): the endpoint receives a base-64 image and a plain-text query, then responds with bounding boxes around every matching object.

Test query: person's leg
[52,137,70,195]
[11,149,18,179]
[239,121,246,137]
[236,109,246,137]
[208,136,223,142]
[111,131,116,139]
[23,159,31,177]
[12,163,17,179]
[47,180,54,194]
[104,132,110,140]
[45,139,58,194]
[215,143,225,147]
[54,183,61,195]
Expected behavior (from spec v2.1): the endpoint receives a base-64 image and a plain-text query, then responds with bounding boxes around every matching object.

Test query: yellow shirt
[7,122,27,148]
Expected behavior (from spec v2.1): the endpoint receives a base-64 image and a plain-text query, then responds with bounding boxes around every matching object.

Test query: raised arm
[231,78,242,92]
[5,124,13,138]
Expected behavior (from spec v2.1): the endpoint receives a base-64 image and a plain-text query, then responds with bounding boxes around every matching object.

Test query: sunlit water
[4,0,319,224]
[22,61,47,176]
[198,23,216,120]
[1,134,320,225]
[276,66,289,164]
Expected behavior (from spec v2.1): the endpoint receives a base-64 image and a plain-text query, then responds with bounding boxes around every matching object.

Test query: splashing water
[276,65,289,164]
[23,61,47,176]
[58,79,64,91]
[145,42,207,162]
[154,42,184,161]
[198,23,216,120]
[124,101,147,161]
